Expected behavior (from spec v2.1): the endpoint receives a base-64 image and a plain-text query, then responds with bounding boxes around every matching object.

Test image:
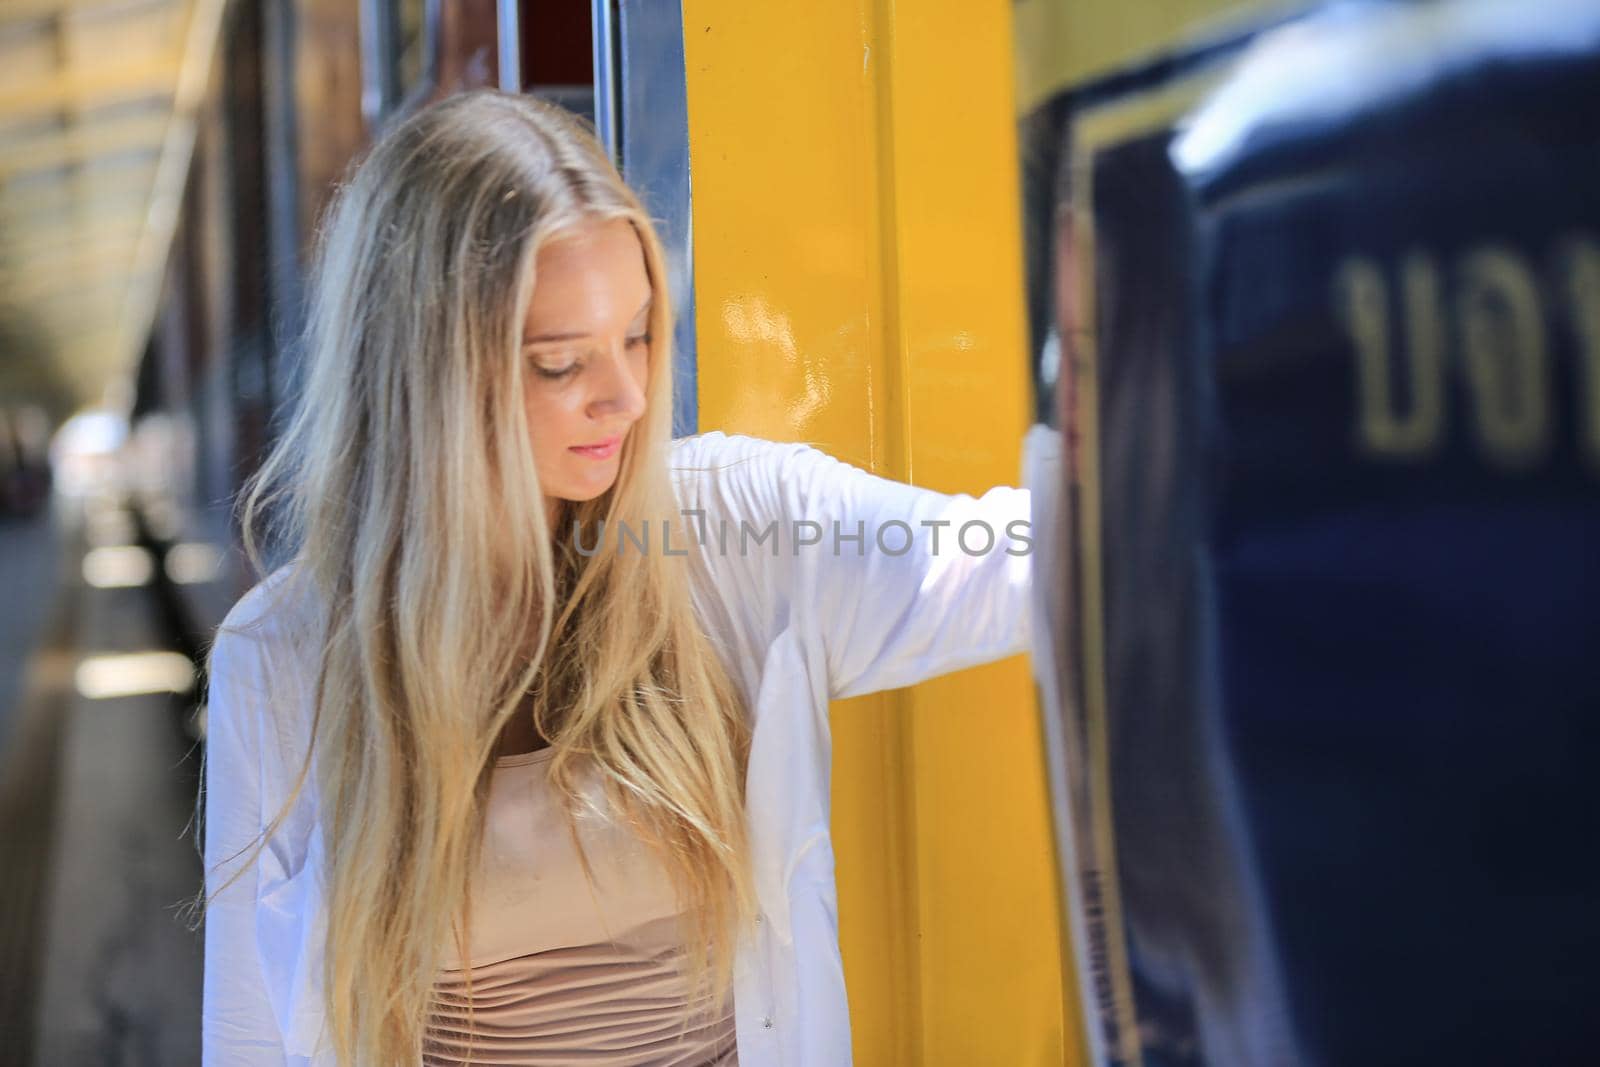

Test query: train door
[681,3,1072,1064]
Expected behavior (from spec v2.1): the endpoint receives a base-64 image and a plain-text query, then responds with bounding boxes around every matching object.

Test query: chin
[557,474,620,504]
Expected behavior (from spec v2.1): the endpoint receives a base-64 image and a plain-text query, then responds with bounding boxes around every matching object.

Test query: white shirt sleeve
[690,431,1034,701]
[201,627,288,1065]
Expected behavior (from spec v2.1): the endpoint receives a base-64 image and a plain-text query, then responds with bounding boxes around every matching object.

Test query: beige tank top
[423,746,737,1066]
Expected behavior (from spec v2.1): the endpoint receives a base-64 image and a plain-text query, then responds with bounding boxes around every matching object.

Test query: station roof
[0,0,223,416]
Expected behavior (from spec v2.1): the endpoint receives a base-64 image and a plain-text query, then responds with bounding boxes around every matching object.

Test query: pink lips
[569,434,622,460]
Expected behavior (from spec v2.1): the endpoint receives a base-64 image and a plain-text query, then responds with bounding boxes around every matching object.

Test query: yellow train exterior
[682,4,1068,1063]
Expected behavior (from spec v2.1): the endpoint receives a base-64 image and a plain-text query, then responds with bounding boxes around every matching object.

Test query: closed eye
[527,333,649,379]
[531,359,580,380]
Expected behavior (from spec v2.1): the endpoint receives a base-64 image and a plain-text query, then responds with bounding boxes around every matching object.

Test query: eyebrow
[522,296,652,345]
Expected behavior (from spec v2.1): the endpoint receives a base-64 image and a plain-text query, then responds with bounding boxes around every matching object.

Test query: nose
[586,338,648,424]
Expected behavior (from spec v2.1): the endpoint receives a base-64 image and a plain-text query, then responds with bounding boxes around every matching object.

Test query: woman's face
[520,218,653,517]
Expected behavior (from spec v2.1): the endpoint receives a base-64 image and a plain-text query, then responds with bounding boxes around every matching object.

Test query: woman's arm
[774,441,1033,700]
[201,628,288,1065]
[681,431,1033,700]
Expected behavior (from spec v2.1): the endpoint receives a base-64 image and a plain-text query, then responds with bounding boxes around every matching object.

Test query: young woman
[200,90,1035,1066]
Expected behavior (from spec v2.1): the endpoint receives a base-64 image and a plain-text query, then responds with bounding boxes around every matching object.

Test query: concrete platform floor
[1,502,203,1066]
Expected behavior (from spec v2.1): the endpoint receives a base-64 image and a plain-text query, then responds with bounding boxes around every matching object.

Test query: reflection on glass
[393,0,425,98]
[366,0,433,122]
[1019,2,1600,1065]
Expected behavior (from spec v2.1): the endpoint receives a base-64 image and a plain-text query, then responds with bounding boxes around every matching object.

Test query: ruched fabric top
[422,746,737,1066]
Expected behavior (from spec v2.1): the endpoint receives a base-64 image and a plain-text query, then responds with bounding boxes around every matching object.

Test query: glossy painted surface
[683,2,1076,1062]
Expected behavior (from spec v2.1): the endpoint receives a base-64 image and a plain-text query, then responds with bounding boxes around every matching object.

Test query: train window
[515,0,596,127]
[360,0,439,128]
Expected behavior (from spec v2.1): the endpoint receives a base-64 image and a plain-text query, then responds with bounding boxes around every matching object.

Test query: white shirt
[202,430,1043,1066]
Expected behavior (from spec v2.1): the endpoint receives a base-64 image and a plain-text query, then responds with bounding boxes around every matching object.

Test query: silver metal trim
[590,0,619,160]
[420,0,442,95]
[496,0,521,92]
[357,0,389,129]
[616,0,696,434]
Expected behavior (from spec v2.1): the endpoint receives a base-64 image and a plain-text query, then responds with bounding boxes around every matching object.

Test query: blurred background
[1,0,1596,1065]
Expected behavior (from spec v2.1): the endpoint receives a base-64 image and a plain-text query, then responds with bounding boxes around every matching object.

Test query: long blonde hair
[218,90,754,1064]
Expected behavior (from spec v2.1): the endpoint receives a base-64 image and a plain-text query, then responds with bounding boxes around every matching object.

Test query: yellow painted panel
[679,2,884,460]
[882,3,1078,1064]
[683,5,917,1062]
[684,1,1073,1062]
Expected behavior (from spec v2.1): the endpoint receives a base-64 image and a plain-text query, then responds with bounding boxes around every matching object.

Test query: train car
[1020,1,1600,1064]
[131,1,1075,1063]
